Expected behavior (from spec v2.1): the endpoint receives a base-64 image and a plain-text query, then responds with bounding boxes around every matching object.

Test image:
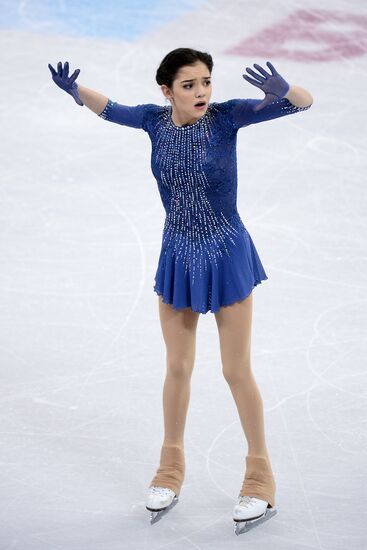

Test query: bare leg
[149,296,200,496]
[214,292,276,505]
[158,296,200,444]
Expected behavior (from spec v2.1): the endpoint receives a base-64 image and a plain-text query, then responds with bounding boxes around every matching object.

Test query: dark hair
[156,47,213,89]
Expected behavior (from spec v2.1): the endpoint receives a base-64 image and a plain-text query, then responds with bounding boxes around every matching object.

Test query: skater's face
[161,61,212,126]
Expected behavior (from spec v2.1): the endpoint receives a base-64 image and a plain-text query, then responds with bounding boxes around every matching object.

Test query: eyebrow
[180,76,211,83]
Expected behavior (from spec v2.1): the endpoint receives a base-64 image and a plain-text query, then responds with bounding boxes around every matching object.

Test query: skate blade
[234,506,277,536]
[147,496,179,524]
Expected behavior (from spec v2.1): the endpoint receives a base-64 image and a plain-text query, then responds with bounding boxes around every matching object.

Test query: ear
[161,84,172,101]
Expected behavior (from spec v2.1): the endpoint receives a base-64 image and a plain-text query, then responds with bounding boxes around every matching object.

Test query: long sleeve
[226,97,312,130]
[98,99,158,131]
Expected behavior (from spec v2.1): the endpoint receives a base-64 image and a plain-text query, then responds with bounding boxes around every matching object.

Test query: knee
[222,361,252,386]
[166,358,194,380]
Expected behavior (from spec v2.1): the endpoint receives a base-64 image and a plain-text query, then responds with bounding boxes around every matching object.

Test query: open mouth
[194,101,206,108]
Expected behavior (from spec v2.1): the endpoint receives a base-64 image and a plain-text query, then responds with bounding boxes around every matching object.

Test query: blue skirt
[153,223,268,314]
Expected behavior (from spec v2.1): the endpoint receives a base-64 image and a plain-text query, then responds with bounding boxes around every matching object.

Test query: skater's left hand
[242,61,290,112]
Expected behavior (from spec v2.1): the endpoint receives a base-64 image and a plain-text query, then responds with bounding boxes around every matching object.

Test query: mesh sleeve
[98,99,154,131]
[226,97,312,130]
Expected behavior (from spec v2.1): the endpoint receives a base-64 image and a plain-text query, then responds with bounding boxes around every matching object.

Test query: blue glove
[48,61,84,106]
[242,61,290,112]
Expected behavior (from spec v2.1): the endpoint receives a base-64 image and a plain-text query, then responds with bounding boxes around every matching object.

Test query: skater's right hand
[48,61,84,106]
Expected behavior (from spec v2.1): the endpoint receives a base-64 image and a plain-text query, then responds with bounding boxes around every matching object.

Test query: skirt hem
[153,276,268,314]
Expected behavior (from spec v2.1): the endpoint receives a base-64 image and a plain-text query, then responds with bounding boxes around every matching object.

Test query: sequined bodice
[99,97,311,281]
[148,104,245,272]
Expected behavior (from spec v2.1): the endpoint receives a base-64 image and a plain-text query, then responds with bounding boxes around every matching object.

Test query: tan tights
[149,293,276,507]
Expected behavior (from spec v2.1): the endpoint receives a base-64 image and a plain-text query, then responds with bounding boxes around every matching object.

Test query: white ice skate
[233,495,277,535]
[146,486,178,524]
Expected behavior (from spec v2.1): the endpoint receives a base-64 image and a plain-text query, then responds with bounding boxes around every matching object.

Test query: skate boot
[233,455,277,535]
[146,443,185,524]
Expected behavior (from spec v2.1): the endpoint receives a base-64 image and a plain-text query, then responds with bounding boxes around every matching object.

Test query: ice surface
[0,0,366,548]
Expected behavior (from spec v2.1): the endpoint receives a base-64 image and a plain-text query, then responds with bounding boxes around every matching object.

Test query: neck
[170,106,201,127]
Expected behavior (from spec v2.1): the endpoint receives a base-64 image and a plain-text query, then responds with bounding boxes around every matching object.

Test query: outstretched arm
[226,61,313,129]
[77,84,108,115]
[48,61,153,129]
[243,61,313,111]
[48,61,108,115]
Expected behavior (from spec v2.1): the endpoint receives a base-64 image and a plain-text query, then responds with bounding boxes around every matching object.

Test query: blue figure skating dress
[99,96,311,313]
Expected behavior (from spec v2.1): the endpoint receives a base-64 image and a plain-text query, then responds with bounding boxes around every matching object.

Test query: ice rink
[1,0,367,548]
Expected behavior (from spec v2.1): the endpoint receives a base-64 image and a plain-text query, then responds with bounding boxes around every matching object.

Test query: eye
[183,80,211,90]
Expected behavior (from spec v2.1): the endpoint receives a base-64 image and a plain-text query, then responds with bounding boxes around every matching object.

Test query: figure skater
[48,47,313,534]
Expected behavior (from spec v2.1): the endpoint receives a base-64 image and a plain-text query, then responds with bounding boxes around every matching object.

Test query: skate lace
[150,486,174,495]
[238,495,256,507]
